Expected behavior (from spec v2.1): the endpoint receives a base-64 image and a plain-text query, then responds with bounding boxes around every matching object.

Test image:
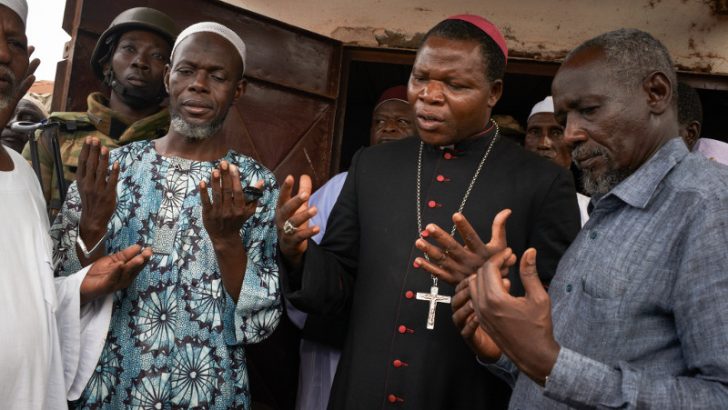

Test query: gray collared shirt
[494,138,728,409]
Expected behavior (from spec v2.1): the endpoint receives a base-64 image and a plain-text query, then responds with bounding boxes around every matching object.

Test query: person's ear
[232,78,246,102]
[643,71,672,115]
[488,79,503,108]
[684,120,701,150]
[163,64,171,93]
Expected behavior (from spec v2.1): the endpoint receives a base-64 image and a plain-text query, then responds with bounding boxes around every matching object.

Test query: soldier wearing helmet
[23,7,178,212]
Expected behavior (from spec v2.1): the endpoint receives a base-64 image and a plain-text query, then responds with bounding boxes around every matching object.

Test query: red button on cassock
[388,394,398,403]
[444,152,453,160]
[436,175,445,182]
[427,200,437,208]
[398,325,407,334]
[393,359,407,368]
[405,291,414,299]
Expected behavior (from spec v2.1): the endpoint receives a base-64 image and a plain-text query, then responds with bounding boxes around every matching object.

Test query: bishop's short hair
[422,19,506,84]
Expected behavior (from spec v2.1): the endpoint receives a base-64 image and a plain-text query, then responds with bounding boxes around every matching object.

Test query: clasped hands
[417,209,561,386]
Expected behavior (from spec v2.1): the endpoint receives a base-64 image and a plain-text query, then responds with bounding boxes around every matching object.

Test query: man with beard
[525,96,589,225]
[0,1,153,408]
[51,22,281,409]
[277,14,580,409]
[23,7,178,214]
[455,28,728,408]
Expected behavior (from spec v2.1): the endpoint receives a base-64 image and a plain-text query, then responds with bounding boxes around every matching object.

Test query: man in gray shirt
[451,28,728,408]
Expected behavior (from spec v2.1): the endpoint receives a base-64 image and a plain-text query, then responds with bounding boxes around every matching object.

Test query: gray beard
[169,113,225,141]
[581,167,623,196]
[0,67,17,111]
[573,144,626,195]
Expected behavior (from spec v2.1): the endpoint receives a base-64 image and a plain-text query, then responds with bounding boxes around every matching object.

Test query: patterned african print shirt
[51,140,281,409]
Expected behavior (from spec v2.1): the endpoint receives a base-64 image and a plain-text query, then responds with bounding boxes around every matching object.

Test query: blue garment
[51,140,281,409]
[494,138,728,409]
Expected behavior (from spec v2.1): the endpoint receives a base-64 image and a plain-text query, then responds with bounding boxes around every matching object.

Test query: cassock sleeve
[281,151,363,316]
[52,266,114,401]
[528,166,581,287]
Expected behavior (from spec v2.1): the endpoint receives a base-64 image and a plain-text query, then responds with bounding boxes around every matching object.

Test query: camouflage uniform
[22,91,169,212]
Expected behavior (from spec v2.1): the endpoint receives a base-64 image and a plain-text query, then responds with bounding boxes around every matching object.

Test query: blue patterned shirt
[51,140,281,409]
[493,138,728,409]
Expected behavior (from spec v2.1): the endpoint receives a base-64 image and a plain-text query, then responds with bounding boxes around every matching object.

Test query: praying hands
[414,209,511,285]
[200,160,263,302]
[275,174,320,269]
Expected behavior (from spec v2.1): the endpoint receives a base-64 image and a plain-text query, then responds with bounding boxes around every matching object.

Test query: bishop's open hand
[471,248,560,386]
[76,137,120,264]
[80,244,152,304]
[200,160,260,246]
[275,174,319,269]
[415,209,511,285]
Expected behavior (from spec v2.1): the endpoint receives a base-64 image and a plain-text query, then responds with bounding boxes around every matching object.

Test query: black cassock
[284,128,581,410]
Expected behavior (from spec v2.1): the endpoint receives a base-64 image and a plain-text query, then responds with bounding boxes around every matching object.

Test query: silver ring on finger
[282,219,298,235]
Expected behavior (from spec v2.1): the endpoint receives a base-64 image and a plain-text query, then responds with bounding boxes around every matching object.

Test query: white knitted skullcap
[0,0,27,26]
[528,96,554,120]
[171,22,246,75]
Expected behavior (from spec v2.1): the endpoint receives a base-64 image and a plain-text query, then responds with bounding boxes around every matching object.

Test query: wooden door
[54,0,343,188]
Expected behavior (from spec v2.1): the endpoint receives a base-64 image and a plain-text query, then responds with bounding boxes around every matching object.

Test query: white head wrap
[528,96,554,120]
[0,0,27,26]
[171,22,246,76]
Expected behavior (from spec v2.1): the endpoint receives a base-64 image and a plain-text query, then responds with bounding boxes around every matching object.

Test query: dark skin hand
[200,160,262,303]
[80,245,152,304]
[471,247,561,387]
[0,48,39,171]
[415,209,511,285]
[451,256,512,362]
[76,137,120,266]
[275,174,319,270]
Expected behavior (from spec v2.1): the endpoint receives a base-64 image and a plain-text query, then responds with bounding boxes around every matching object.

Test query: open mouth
[416,112,444,131]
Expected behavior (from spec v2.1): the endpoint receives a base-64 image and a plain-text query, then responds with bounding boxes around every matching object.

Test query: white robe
[0,148,112,409]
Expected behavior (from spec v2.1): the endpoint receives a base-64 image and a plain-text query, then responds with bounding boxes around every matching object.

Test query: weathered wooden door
[54,0,343,188]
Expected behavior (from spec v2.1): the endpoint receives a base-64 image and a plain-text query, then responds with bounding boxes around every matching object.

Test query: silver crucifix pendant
[416,285,452,330]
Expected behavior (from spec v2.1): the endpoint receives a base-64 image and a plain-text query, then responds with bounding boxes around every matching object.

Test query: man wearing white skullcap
[51,21,281,409]
[526,96,590,225]
[0,1,154,409]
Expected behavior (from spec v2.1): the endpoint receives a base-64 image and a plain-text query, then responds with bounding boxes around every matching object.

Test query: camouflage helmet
[90,7,179,80]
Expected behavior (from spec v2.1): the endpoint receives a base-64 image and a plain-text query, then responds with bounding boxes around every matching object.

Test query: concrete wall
[225,0,728,75]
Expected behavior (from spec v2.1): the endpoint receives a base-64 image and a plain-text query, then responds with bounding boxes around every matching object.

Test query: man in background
[0,91,48,152]
[526,96,589,225]
[23,7,178,213]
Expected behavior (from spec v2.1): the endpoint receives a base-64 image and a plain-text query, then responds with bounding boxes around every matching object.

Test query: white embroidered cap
[528,96,554,120]
[171,21,246,75]
[0,0,27,26]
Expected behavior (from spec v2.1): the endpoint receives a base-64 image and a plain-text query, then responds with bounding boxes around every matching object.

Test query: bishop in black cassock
[277,14,581,410]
